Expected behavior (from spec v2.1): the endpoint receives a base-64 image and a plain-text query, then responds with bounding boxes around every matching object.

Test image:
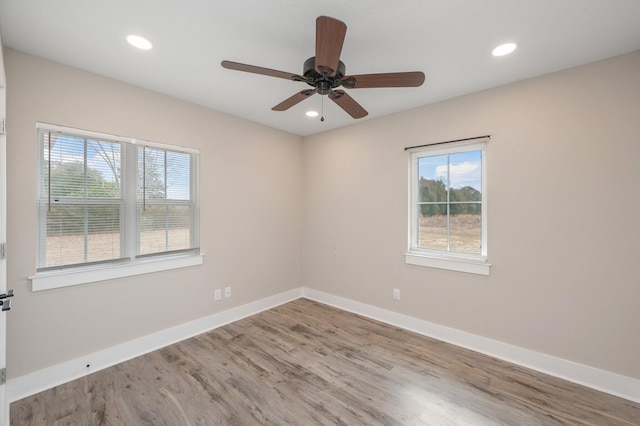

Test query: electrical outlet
[393,288,400,300]
[224,287,231,298]
[214,289,222,301]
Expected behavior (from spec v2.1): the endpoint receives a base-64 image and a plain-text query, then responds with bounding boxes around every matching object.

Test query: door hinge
[0,118,5,135]
[0,243,5,260]
[0,368,5,385]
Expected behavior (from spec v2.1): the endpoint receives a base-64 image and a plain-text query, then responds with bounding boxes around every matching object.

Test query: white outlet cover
[224,287,231,298]
[214,289,222,301]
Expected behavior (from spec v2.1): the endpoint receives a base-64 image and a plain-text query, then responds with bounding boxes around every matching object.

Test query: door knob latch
[0,289,14,312]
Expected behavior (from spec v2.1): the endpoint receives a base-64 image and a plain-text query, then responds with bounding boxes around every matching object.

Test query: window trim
[32,123,202,291]
[405,139,490,275]
[30,252,204,291]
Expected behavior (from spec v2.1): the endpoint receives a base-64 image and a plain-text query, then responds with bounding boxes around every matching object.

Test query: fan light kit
[306,111,319,117]
[222,16,425,120]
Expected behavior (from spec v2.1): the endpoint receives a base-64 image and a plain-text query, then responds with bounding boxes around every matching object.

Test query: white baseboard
[7,288,303,402]
[301,287,640,404]
[8,286,640,405]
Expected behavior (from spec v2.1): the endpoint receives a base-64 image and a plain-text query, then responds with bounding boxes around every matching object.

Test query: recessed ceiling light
[127,35,153,50]
[492,42,517,57]
[306,111,319,117]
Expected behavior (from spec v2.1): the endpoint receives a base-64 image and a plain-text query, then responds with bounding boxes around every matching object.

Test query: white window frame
[30,123,203,291]
[406,139,490,275]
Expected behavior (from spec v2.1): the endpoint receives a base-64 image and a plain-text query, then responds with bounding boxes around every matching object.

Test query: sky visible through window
[418,150,482,191]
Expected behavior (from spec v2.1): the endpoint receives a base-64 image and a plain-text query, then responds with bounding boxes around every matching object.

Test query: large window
[34,123,201,289]
[406,138,489,275]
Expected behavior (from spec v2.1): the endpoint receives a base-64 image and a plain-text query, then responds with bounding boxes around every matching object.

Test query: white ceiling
[1,0,639,136]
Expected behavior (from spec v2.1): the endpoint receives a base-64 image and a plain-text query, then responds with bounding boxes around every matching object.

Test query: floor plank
[11,298,640,425]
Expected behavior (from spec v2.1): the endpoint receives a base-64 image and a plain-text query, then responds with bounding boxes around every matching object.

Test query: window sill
[30,253,204,291]
[405,252,491,275]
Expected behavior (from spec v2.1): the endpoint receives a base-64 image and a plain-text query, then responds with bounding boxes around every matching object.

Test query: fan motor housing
[303,57,345,94]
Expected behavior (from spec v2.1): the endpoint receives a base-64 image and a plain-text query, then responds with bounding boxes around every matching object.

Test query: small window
[406,139,490,275]
[34,123,201,289]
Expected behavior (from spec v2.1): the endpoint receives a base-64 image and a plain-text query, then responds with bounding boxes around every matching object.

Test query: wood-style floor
[10,298,640,425]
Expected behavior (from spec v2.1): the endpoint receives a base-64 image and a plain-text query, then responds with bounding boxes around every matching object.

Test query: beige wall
[5,46,640,382]
[302,51,640,379]
[4,49,303,378]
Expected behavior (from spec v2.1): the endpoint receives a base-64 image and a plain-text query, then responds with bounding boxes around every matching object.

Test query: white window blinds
[137,146,195,257]
[37,124,199,271]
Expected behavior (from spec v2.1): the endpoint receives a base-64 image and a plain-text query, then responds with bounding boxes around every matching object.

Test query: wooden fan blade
[341,72,425,89]
[315,16,347,77]
[329,90,368,119]
[221,60,305,82]
[272,89,317,111]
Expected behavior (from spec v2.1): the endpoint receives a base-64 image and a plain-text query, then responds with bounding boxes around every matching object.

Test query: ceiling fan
[221,16,425,120]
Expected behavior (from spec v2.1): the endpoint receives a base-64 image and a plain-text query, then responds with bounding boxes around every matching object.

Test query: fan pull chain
[321,95,325,122]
